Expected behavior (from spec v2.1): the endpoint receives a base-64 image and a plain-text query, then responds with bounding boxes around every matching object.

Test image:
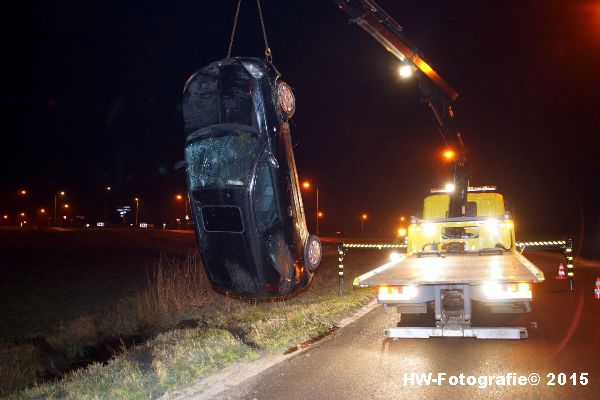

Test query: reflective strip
[567,272,574,277]
[342,243,407,249]
[338,271,344,276]
[338,264,343,268]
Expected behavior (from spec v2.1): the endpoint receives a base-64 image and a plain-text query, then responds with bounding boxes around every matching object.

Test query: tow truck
[334,0,548,339]
[353,186,545,340]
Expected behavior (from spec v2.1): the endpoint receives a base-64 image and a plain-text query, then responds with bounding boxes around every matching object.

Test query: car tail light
[377,285,418,301]
[482,282,532,300]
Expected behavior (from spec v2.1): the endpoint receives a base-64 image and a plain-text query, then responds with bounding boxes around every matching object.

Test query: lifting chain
[226,0,273,64]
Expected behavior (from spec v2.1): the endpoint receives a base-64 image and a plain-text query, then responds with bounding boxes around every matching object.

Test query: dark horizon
[3,1,600,255]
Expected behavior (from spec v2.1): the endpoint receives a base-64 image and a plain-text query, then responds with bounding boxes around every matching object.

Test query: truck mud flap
[384,326,528,340]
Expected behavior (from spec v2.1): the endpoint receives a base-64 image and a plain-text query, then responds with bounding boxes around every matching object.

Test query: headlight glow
[423,223,436,236]
[485,219,499,232]
[389,251,403,262]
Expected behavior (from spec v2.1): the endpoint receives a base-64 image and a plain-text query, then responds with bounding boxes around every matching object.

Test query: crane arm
[334,0,469,217]
[333,0,458,101]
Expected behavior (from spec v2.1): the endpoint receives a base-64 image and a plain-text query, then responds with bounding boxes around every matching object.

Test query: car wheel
[304,235,322,272]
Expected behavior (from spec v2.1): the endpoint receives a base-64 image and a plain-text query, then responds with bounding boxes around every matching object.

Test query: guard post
[565,238,574,291]
[337,243,346,296]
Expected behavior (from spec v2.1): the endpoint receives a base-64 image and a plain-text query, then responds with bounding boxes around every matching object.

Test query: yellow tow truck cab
[407,187,515,255]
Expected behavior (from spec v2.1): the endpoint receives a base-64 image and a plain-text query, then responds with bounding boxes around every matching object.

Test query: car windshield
[185,131,258,189]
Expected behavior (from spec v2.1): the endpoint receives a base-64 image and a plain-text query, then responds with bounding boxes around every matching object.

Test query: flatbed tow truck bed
[353,250,545,340]
[357,251,544,287]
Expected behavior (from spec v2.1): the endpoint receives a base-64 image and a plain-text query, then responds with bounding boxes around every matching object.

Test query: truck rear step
[385,326,528,339]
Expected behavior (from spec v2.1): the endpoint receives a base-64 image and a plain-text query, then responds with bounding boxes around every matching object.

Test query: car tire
[304,235,322,272]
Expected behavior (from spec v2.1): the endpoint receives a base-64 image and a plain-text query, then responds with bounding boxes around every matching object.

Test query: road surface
[213,250,600,399]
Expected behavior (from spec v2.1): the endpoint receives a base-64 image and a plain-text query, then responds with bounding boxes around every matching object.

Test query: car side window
[253,157,279,233]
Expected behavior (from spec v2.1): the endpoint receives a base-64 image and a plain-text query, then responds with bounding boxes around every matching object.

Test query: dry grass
[135,252,211,329]
[1,252,212,398]
[5,252,375,399]
[0,342,40,396]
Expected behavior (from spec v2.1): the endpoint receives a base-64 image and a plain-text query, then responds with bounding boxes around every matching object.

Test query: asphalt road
[213,250,600,399]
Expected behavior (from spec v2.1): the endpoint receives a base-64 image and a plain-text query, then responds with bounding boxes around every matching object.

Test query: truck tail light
[377,285,418,301]
[482,282,532,300]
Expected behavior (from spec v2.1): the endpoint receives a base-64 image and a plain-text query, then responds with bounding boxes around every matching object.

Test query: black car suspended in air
[182,57,322,298]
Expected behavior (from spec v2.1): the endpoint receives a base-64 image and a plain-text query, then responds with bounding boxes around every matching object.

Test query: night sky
[4,1,600,256]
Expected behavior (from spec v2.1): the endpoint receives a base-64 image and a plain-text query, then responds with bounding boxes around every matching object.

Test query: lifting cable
[226,0,273,63]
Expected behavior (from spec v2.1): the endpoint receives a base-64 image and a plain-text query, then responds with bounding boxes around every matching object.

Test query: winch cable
[226,0,242,58]
[226,0,275,64]
[255,0,273,63]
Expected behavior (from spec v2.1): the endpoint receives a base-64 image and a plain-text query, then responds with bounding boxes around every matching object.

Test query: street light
[38,208,46,227]
[361,213,368,235]
[134,197,140,228]
[301,181,320,235]
[62,204,70,227]
[54,191,65,227]
[19,189,27,196]
[104,186,111,225]
[175,193,189,227]
[443,149,456,162]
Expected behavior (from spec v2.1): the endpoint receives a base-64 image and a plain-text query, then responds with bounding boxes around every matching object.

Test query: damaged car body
[182,57,322,298]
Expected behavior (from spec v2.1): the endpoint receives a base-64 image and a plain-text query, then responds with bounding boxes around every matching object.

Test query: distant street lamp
[62,204,70,226]
[19,189,27,196]
[54,191,65,227]
[134,197,140,228]
[361,213,368,235]
[104,186,111,224]
[301,181,320,235]
[175,193,189,227]
[37,208,46,227]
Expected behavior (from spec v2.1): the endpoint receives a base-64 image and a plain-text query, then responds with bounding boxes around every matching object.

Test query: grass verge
[4,254,375,399]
